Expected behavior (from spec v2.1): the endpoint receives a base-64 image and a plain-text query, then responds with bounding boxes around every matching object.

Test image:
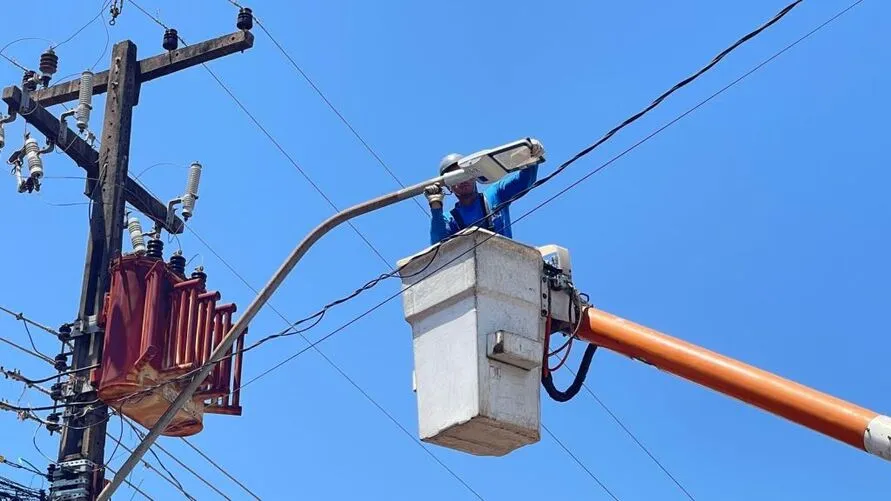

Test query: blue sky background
[1,1,889,499]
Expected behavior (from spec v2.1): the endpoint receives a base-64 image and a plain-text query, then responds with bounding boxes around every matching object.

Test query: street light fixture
[442,137,545,184]
[98,136,546,500]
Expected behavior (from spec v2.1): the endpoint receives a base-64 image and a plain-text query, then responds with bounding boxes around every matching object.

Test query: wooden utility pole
[2,29,253,501]
[58,39,139,499]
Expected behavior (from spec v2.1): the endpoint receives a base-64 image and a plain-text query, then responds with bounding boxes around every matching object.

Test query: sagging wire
[110,427,199,501]
[126,477,149,501]
[122,419,231,500]
[542,423,621,501]
[128,0,395,270]
[15,4,843,499]
[91,8,112,71]
[51,0,114,50]
[19,321,44,360]
[105,464,155,501]
[126,161,480,501]
[179,438,262,501]
[6,364,99,386]
[0,242,436,443]
[4,401,121,477]
[229,1,429,217]
[412,1,807,271]
[213,0,850,397]
[0,456,44,478]
[0,471,45,501]
[24,0,811,459]
[1,368,52,398]
[0,305,62,340]
[0,335,54,366]
[183,0,811,383]
[5,406,149,497]
[0,38,53,72]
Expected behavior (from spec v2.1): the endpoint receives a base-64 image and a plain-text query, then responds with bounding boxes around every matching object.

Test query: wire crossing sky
[0,1,887,500]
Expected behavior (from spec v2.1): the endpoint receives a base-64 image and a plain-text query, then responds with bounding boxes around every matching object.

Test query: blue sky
[1,0,889,499]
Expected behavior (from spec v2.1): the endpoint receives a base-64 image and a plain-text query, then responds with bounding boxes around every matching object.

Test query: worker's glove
[424,184,444,209]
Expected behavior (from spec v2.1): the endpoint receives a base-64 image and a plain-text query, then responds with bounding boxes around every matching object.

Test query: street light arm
[97,168,469,500]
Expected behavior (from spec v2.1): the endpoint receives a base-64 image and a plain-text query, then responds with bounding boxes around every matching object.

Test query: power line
[197,60,393,267]
[0,52,28,72]
[18,322,44,361]
[235,0,812,365]
[245,9,429,217]
[568,369,696,500]
[179,438,262,501]
[127,177,481,499]
[128,0,393,269]
[0,368,52,397]
[0,306,61,338]
[0,473,45,501]
[51,0,113,50]
[0,335,53,366]
[89,7,112,71]
[10,414,133,500]
[58,0,807,385]
[103,0,480,480]
[86,0,842,406]
[70,1,845,494]
[106,433,198,501]
[4,364,98,386]
[409,0,806,258]
[105,464,155,501]
[126,476,149,501]
[0,456,45,478]
[121,419,231,501]
[237,0,862,395]
[0,37,47,72]
[92,169,467,499]
[542,423,620,501]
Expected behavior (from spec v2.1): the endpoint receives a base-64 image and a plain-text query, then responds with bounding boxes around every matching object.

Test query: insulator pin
[23,136,44,181]
[237,7,253,30]
[39,48,58,86]
[128,216,147,255]
[181,161,202,220]
[168,253,186,277]
[147,238,164,260]
[163,29,179,51]
[75,71,94,131]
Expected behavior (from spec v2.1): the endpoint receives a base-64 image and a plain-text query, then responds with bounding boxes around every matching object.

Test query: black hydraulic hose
[542,343,597,402]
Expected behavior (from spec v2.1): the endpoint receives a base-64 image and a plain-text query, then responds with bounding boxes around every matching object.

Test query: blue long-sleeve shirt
[430,164,539,245]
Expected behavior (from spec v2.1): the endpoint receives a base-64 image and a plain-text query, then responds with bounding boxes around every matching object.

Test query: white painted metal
[487,331,542,371]
[864,414,891,461]
[398,228,544,456]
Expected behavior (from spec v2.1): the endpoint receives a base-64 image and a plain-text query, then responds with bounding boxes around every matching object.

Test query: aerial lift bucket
[398,229,546,456]
[398,229,891,463]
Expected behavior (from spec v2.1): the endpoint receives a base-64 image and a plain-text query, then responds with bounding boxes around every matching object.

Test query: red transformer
[95,249,246,437]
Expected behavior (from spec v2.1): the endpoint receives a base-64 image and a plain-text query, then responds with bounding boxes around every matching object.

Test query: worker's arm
[425,184,457,244]
[430,206,457,245]
[493,163,539,204]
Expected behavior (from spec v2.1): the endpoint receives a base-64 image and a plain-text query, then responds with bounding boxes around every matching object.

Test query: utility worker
[425,152,540,245]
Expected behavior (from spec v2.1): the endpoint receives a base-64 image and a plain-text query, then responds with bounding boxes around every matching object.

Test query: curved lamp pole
[97,137,545,500]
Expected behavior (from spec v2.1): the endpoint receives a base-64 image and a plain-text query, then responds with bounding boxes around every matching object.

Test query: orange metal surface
[96,255,247,436]
[579,307,878,451]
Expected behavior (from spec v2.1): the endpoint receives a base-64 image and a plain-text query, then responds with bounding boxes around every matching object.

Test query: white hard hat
[439,153,464,175]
